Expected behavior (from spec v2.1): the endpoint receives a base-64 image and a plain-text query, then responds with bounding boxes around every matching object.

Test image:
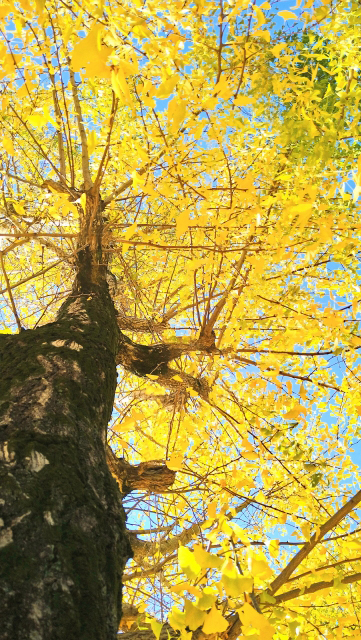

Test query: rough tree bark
[0,187,212,640]
[0,192,132,640]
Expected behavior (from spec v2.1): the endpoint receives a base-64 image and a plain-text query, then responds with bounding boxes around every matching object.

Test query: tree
[1,0,361,638]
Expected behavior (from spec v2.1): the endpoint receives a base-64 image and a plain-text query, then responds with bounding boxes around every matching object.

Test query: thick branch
[267,488,361,597]
[129,520,202,563]
[116,332,215,387]
[69,68,92,190]
[106,446,175,496]
[50,73,67,182]
[116,314,170,333]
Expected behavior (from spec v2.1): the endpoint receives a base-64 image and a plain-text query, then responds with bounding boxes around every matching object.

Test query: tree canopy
[1,0,361,638]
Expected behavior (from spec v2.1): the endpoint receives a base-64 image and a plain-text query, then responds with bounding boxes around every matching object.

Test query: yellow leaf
[172,374,184,382]
[301,522,311,541]
[267,539,279,559]
[150,619,163,640]
[207,501,217,519]
[168,96,187,130]
[184,600,206,631]
[178,546,201,580]
[196,588,217,611]
[111,68,132,104]
[299,384,307,401]
[229,523,250,546]
[271,42,287,57]
[254,29,271,42]
[146,374,159,379]
[157,75,179,100]
[221,559,253,597]
[253,5,266,26]
[131,170,145,189]
[193,545,223,569]
[278,10,298,20]
[0,2,12,19]
[71,24,112,78]
[247,550,273,580]
[234,95,255,107]
[214,75,233,100]
[171,582,202,598]
[176,211,190,237]
[167,453,183,470]
[117,438,129,449]
[239,603,275,640]
[3,137,14,155]
[169,606,186,631]
[323,313,342,328]
[123,222,138,240]
[17,82,29,98]
[202,607,228,635]
[284,404,307,420]
[87,130,97,156]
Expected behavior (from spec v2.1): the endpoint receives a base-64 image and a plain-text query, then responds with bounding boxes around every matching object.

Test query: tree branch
[267,488,361,597]
[69,68,92,190]
[103,150,165,205]
[50,72,67,182]
[274,571,361,605]
[201,248,248,339]
[106,446,175,496]
[129,520,202,563]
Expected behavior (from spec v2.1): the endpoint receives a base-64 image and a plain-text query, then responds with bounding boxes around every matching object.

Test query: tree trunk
[0,244,132,640]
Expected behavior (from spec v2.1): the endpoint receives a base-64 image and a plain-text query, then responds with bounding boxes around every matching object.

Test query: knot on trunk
[107,447,176,495]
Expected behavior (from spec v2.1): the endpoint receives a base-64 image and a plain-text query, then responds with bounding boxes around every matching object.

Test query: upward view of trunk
[0,198,132,639]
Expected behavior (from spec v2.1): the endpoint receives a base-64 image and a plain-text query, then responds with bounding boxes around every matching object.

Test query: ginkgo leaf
[156,75,179,99]
[167,453,183,470]
[149,618,163,640]
[178,546,201,580]
[247,550,273,580]
[71,25,113,78]
[202,607,228,635]
[196,588,217,611]
[171,583,202,598]
[3,137,14,155]
[239,603,275,639]
[221,559,253,596]
[193,545,223,569]
[168,607,186,631]
[253,5,266,26]
[87,130,97,156]
[284,404,307,420]
[176,211,190,237]
[278,10,298,19]
[234,95,255,107]
[184,600,206,631]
